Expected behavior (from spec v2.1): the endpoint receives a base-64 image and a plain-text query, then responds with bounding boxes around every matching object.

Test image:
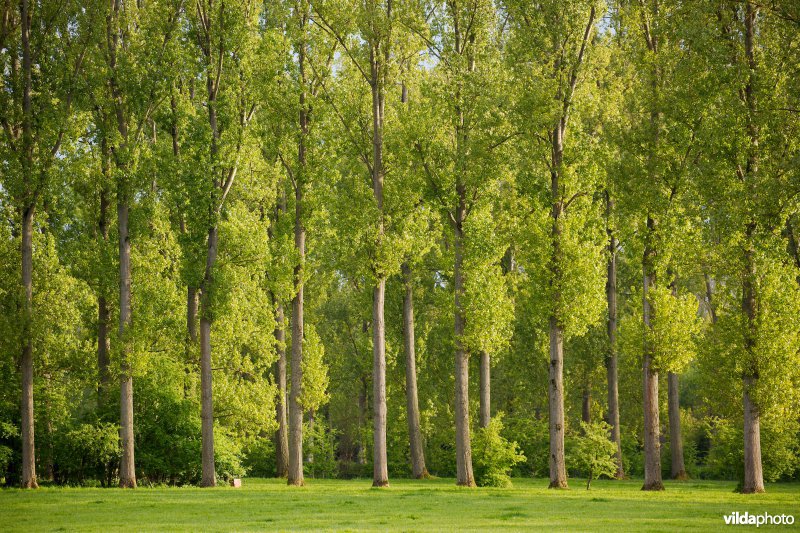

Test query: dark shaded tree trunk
[199,224,218,487]
[357,376,367,466]
[402,263,428,478]
[18,0,37,490]
[581,387,591,424]
[480,351,491,429]
[118,199,136,489]
[97,184,111,397]
[20,205,37,489]
[668,372,687,479]
[274,300,289,478]
[642,216,663,491]
[605,192,624,479]
[740,1,764,494]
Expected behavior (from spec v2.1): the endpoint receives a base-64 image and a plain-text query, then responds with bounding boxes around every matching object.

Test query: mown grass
[1,477,798,531]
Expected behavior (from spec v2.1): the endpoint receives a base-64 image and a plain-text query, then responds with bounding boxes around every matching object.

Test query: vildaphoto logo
[723,512,795,527]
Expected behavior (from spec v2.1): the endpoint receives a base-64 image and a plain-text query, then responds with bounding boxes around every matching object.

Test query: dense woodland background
[1,0,799,493]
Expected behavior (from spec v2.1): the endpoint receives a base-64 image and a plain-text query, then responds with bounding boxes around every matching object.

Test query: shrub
[56,423,121,485]
[304,417,339,479]
[570,421,618,490]
[472,413,525,487]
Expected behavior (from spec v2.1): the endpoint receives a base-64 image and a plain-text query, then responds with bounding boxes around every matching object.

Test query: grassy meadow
[1,477,799,531]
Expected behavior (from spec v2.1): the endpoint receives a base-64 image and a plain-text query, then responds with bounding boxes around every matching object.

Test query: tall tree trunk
[369,38,390,487]
[185,286,198,397]
[199,225,218,487]
[548,121,568,490]
[667,371,687,479]
[287,158,306,487]
[642,216,663,491]
[274,300,289,478]
[357,375,367,466]
[402,263,427,478]
[605,192,624,479]
[479,351,491,429]
[18,0,37,490]
[740,1,764,494]
[453,180,475,487]
[20,206,37,489]
[118,199,136,489]
[97,185,111,397]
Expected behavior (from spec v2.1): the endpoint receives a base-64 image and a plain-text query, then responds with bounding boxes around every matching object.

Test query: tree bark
[17,0,38,490]
[581,387,591,424]
[287,167,306,487]
[274,300,289,478]
[97,181,111,397]
[199,224,218,487]
[453,183,475,487]
[479,351,491,429]
[402,263,428,478]
[605,192,624,479]
[369,35,389,487]
[20,205,37,489]
[667,372,687,479]
[548,121,568,490]
[642,216,663,491]
[118,200,136,489]
[740,1,765,495]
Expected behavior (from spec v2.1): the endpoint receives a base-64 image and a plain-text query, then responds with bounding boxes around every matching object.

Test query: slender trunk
[703,273,717,324]
[605,192,623,479]
[287,180,305,486]
[199,226,218,487]
[185,286,198,397]
[479,351,491,429]
[307,409,315,466]
[369,41,389,488]
[372,279,388,486]
[118,200,136,488]
[740,1,764,495]
[402,263,427,478]
[98,185,111,396]
[357,376,367,465]
[642,216,663,491]
[18,0,37,490]
[581,387,591,424]
[274,301,289,478]
[785,219,800,286]
[667,372,687,479]
[548,122,568,489]
[20,206,37,489]
[454,185,475,487]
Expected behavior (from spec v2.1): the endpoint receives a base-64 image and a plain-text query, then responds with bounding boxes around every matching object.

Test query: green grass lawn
[1,477,798,532]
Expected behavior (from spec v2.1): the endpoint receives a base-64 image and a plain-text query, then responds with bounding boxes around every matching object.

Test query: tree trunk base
[672,471,689,481]
[119,478,136,489]
[287,478,305,487]
[199,479,216,488]
[641,481,665,491]
[456,479,476,487]
[548,480,568,489]
[414,470,431,480]
[740,485,766,494]
[21,479,38,489]
[372,480,390,488]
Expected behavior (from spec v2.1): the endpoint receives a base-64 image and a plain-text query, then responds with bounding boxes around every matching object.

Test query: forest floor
[1,477,799,531]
